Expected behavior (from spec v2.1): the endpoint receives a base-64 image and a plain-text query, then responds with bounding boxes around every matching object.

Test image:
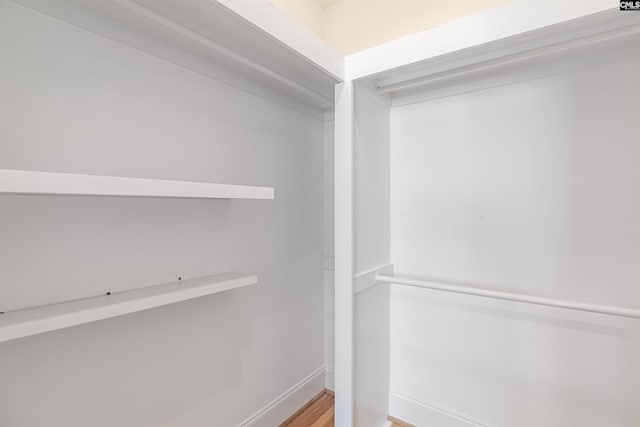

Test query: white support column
[334,80,354,427]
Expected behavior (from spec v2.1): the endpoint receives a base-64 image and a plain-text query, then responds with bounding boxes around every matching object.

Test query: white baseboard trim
[239,366,330,427]
[389,391,488,427]
[324,366,335,392]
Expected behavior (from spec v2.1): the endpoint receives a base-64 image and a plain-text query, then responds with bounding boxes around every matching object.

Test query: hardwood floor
[280,390,334,427]
[279,390,409,427]
[387,415,415,427]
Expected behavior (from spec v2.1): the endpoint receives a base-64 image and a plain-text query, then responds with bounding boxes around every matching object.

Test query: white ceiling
[274,0,512,54]
[315,0,342,10]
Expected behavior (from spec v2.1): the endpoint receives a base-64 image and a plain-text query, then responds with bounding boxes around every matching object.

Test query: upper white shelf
[11,0,341,117]
[346,1,620,80]
[0,169,274,200]
[0,272,258,343]
[354,8,640,107]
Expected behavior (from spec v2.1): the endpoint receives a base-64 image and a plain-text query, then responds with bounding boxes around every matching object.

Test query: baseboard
[324,366,335,392]
[389,391,487,427]
[239,366,330,427]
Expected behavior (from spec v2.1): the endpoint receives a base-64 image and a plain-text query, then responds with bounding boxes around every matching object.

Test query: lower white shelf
[0,272,257,343]
[0,169,274,199]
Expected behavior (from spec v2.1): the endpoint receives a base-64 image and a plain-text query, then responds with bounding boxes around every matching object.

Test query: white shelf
[0,273,257,343]
[11,0,341,117]
[357,10,640,107]
[0,169,274,200]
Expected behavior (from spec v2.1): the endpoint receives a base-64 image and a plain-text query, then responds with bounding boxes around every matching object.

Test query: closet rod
[376,274,640,319]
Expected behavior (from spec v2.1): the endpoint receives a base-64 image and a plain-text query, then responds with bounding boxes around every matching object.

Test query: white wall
[0,2,325,426]
[323,114,336,388]
[390,59,640,426]
[353,85,391,427]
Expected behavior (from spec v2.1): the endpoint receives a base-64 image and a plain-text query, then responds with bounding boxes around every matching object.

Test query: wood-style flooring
[279,390,410,427]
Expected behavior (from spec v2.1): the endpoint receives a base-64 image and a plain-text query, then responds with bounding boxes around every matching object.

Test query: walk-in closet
[1,1,639,426]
